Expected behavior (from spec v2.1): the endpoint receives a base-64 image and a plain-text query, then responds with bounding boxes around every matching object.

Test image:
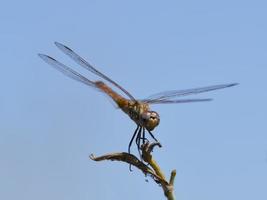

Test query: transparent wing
[38,54,96,88]
[144,98,213,104]
[143,83,238,104]
[54,42,136,101]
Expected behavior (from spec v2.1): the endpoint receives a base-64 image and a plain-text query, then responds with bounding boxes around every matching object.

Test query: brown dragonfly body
[39,42,238,155]
[96,80,158,131]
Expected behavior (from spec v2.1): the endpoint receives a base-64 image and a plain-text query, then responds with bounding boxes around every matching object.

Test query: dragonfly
[39,42,238,155]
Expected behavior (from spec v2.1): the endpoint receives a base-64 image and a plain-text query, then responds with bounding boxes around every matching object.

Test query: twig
[90,142,176,200]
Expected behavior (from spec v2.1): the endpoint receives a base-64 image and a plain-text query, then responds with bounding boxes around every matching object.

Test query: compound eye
[150,112,159,119]
[141,112,150,121]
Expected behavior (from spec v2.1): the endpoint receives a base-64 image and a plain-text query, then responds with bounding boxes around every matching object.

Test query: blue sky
[1,0,267,199]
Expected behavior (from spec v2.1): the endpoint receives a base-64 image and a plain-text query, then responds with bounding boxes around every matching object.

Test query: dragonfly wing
[143,98,213,104]
[54,42,136,101]
[38,54,96,88]
[144,83,238,103]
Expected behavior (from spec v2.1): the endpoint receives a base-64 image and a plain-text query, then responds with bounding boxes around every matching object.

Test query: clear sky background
[1,1,266,200]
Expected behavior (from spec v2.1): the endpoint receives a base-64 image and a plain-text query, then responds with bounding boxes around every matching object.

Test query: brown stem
[90,141,176,200]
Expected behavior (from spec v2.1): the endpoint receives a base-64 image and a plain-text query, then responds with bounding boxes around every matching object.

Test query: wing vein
[143,83,238,104]
[38,54,96,88]
[54,42,136,101]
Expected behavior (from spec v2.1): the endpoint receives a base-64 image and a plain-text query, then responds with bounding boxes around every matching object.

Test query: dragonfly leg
[128,125,140,154]
[128,125,140,171]
[135,127,143,159]
[142,127,146,145]
[135,127,140,146]
[148,130,162,147]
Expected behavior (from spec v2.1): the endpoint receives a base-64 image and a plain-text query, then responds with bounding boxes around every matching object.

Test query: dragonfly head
[141,111,160,131]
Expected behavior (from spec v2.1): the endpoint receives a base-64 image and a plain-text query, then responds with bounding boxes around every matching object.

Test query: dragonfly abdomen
[95,81,128,108]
